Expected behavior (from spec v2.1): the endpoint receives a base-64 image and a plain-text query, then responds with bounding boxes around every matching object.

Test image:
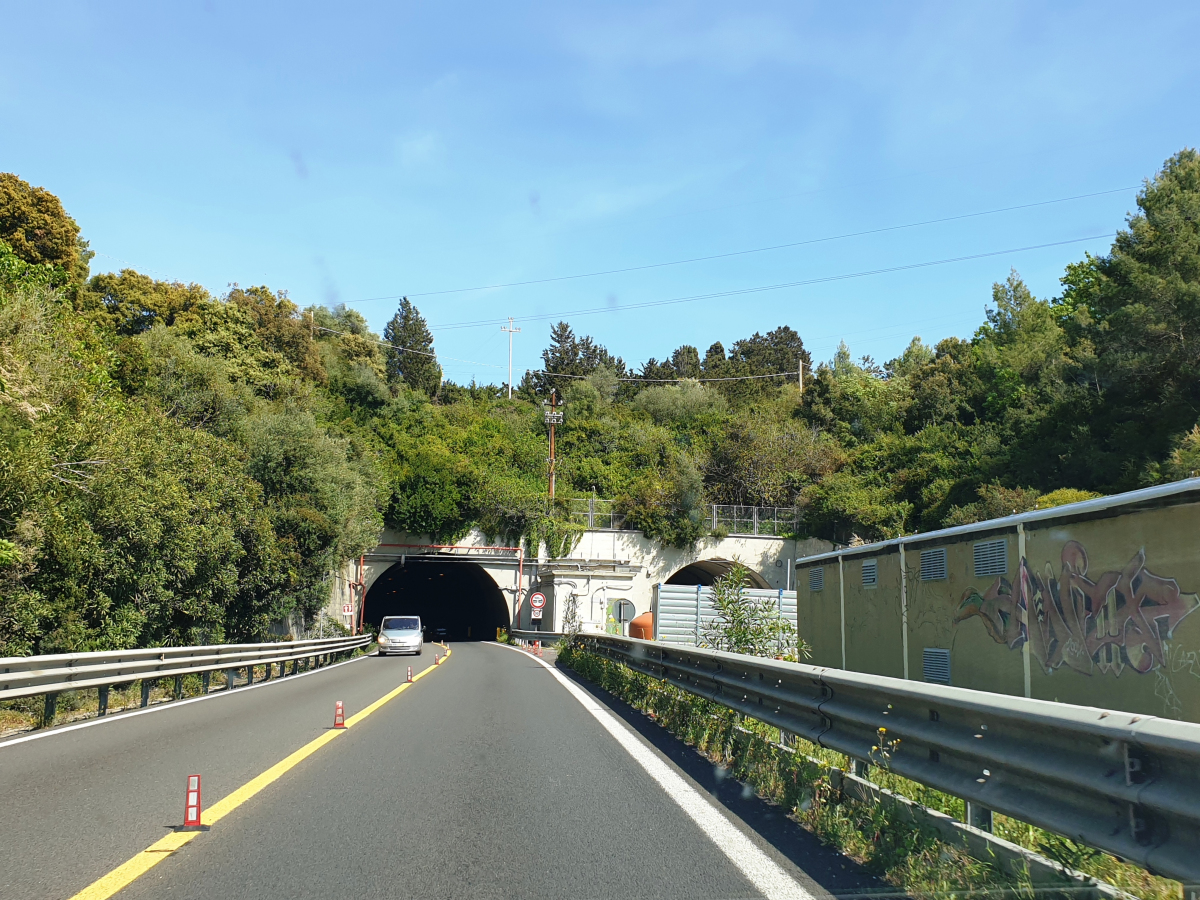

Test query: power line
[343,187,1132,305]
[313,325,504,367]
[426,233,1115,332]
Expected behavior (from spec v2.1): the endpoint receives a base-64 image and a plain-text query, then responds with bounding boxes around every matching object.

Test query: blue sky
[3,1,1198,385]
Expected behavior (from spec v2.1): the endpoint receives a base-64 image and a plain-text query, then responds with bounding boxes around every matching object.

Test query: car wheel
[378,650,386,656]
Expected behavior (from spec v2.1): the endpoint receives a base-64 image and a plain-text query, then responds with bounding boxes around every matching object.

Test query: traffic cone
[407,666,413,683]
[333,700,346,729]
[434,653,441,665]
[183,774,202,829]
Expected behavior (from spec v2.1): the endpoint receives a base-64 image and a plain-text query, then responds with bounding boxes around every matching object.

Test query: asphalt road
[0,642,885,900]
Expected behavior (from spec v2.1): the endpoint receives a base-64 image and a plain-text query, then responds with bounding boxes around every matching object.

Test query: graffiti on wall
[955,541,1199,676]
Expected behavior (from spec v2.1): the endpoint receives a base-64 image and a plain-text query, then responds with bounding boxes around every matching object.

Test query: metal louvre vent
[923,648,951,684]
[920,547,948,581]
[809,567,824,591]
[974,539,1008,577]
[861,559,877,587]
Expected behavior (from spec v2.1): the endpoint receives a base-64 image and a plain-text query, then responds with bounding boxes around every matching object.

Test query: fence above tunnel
[578,633,1200,888]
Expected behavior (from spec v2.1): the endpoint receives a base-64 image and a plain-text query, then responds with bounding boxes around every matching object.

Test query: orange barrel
[628,611,654,640]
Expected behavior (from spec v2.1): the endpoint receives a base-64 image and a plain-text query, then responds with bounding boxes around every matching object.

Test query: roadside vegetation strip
[68,648,451,900]
[555,643,1179,900]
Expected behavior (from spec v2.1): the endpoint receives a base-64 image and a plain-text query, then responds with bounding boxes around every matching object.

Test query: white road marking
[0,652,374,751]
[494,642,820,900]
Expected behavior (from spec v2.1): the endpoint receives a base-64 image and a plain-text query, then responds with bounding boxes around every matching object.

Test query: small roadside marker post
[333,701,346,729]
[182,775,203,830]
[407,666,413,683]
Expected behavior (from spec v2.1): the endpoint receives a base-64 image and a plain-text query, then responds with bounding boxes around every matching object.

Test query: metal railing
[710,505,797,536]
[1,634,372,725]
[578,634,1200,887]
[565,498,626,530]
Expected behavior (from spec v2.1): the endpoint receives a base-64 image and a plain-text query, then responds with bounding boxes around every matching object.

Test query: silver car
[377,616,423,656]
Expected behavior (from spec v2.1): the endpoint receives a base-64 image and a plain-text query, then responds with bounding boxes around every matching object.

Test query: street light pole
[501,318,521,399]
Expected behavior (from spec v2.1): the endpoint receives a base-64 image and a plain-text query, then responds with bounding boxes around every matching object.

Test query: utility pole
[798,352,804,394]
[501,317,521,399]
[543,389,563,499]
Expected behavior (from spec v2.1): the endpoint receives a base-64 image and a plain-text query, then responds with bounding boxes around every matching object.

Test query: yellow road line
[70,648,452,900]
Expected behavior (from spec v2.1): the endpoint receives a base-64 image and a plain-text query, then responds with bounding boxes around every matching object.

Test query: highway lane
[0,647,441,900]
[2,642,883,900]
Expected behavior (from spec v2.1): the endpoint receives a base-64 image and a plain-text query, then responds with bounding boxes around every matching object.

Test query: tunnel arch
[665,558,770,588]
[362,559,509,641]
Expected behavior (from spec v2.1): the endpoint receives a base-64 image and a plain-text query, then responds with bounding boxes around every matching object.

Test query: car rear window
[382,617,420,631]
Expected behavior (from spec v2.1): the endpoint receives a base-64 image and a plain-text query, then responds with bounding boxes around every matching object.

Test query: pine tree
[384,297,441,396]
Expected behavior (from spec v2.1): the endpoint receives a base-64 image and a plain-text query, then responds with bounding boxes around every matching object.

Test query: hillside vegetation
[1,150,1199,654]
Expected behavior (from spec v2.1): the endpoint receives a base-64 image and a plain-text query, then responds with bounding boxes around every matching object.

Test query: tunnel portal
[362,559,509,641]
[665,558,770,588]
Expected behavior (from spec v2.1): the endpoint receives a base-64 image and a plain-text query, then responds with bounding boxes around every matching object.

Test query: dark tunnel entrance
[666,558,770,588]
[362,559,510,642]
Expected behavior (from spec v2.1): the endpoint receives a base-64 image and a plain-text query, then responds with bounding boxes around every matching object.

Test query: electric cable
[343,187,1132,305]
[427,233,1115,331]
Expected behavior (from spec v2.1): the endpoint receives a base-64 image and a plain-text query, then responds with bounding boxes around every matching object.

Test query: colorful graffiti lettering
[955,541,1200,676]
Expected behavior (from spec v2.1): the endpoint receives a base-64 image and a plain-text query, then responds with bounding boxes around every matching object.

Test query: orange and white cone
[333,700,346,729]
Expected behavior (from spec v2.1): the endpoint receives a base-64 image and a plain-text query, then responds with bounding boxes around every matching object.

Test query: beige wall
[796,496,1200,723]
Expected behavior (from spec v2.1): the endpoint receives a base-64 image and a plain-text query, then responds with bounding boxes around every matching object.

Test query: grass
[556,642,1181,900]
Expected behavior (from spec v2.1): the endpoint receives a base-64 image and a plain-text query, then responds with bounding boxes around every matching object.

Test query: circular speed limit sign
[529,592,546,609]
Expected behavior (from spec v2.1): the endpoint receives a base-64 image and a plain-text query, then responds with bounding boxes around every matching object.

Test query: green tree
[0,173,88,281]
[1057,149,1200,489]
[384,297,441,396]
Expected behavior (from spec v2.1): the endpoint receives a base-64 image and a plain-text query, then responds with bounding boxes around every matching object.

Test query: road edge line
[68,647,452,900]
[490,641,817,900]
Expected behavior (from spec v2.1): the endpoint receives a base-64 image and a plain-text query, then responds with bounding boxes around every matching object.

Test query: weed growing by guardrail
[556,642,1179,900]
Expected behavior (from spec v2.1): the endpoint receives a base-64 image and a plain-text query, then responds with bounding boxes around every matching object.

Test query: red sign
[342,603,353,615]
[531,608,543,619]
[529,592,546,609]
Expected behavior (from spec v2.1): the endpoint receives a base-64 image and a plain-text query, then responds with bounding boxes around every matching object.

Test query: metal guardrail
[579,634,1200,887]
[1,635,372,722]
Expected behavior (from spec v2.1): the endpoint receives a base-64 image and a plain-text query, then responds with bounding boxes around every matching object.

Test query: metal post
[43,692,58,727]
[98,685,109,716]
[850,758,869,778]
[246,666,254,686]
[712,505,717,532]
[202,672,211,694]
[695,584,703,646]
[173,675,183,701]
[966,801,994,832]
[753,506,759,535]
[141,679,152,708]
[226,668,236,690]
[501,318,520,399]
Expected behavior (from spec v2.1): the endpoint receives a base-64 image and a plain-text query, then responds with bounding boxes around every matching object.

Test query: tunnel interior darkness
[362,559,509,641]
[666,558,770,588]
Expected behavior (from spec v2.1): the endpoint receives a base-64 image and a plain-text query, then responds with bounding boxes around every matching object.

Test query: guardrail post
[202,672,210,694]
[965,802,993,833]
[849,758,869,778]
[225,668,235,690]
[173,675,183,701]
[98,686,109,716]
[264,663,272,681]
[245,666,254,686]
[140,679,153,708]
[43,692,58,727]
